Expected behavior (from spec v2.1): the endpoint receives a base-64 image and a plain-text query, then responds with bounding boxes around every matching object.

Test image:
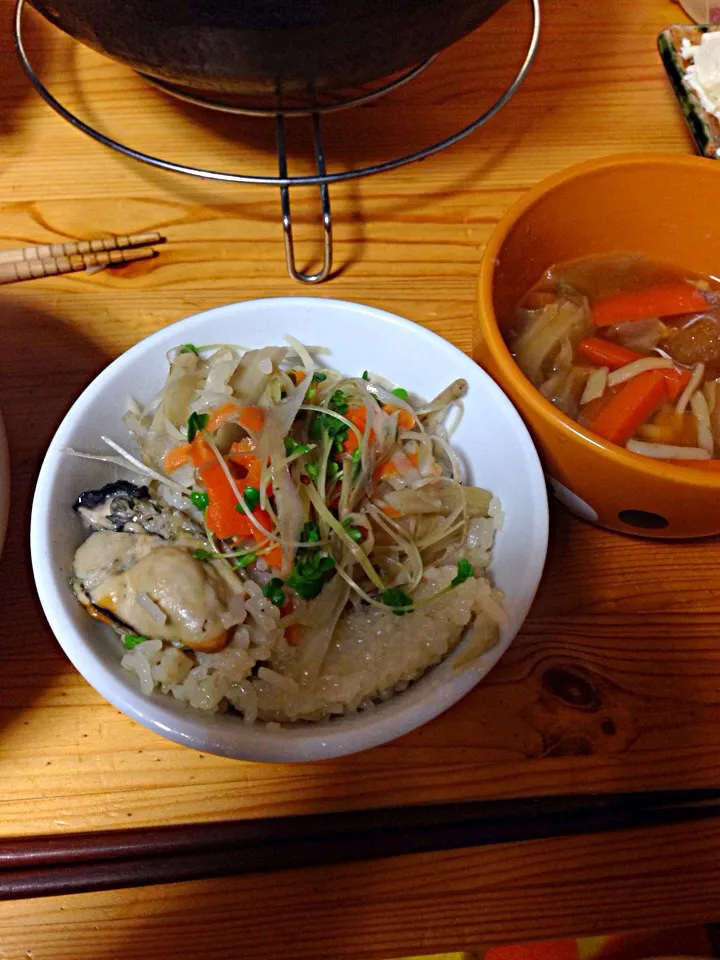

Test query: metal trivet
[15,0,540,283]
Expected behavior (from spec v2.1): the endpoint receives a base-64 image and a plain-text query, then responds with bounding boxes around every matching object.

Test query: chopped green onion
[234,552,257,569]
[342,518,364,542]
[263,577,286,607]
[312,372,327,382]
[243,485,260,511]
[190,491,209,511]
[179,343,199,355]
[327,460,340,478]
[284,436,309,457]
[192,548,215,560]
[451,559,474,587]
[306,463,319,481]
[351,448,362,463]
[330,389,349,414]
[302,521,320,543]
[187,411,209,442]
[391,387,409,401]
[380,588,413,616]
[123,634,149,649]
[362,370,369,381]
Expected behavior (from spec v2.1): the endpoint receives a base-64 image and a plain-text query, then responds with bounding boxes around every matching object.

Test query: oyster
[72,482,233,653]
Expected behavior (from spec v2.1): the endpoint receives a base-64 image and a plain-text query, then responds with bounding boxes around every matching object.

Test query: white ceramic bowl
[31,298,548,762]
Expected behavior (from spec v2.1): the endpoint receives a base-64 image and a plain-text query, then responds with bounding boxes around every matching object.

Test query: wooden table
[1,0,719,956]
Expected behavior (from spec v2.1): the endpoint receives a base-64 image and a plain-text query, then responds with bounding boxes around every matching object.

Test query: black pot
[29,0,511,98]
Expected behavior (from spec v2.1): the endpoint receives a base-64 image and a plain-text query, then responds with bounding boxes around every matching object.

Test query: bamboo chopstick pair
[0,231,165,284]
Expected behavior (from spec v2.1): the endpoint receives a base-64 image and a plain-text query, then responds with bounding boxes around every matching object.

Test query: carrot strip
[204,403,265,435]
[374,460,398,483]
[577,338,643,370]
[591,284,709,328]
[163,442,192,473]
[189,435,215,469]
[590,370,669,446]
[237,405,265,432]
[285,623,302,645]
[205,402,239,434]
[380,504,402,519]
[662,367,693,402]
[384,404,415,429]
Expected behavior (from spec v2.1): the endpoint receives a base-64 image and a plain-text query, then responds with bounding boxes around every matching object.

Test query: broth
[506,253,720,468]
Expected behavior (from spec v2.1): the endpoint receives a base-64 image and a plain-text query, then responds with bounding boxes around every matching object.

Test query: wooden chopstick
[0,245,157,285]
[0,231,164,264]
[2,789,720,900]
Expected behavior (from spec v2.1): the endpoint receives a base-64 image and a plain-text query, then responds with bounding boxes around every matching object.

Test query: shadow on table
[0,296,110,732]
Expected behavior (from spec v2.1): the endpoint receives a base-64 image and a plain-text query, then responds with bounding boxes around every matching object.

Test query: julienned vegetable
[69,339,506,724]
[509,254,720,466]
[98,337,493,631]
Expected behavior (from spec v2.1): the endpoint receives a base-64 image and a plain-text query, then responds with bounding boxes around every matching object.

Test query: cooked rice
[121,558,505,724]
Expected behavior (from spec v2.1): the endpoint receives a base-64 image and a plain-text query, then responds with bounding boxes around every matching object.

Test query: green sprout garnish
[263,578,286,607]
[123,634,149,649]
[451,559,474,587]
[380,588,413,616]
[287,554,336,600]
[187,411,209,442]
[234,552,257,570]
[192,548,215,560]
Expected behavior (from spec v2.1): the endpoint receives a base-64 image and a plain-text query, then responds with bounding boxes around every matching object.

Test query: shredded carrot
[407,450,420,469]
[380,504,402,519]
[285,624,302,645]
[200,460,254,539]
[205,402,239,434]
[238,405,265,432]
[577,338,643,370]
[590,369,669,446]
[385,405,415,429]
[163,442,192,473]
[189,434,215,469]
[341,407,376,455]
[288,369,306,385]
[374,460,398,483]
[591,283,709,328]
[204,403,265,435]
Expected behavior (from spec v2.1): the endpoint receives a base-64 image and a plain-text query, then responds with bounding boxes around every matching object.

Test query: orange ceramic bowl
[477,154,720,538]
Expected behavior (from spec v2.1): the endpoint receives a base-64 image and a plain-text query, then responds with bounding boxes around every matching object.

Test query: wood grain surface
[2,817,720,960]
[1,0,720,951]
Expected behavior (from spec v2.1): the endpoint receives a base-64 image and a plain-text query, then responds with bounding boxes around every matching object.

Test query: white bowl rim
[30,297,548,762]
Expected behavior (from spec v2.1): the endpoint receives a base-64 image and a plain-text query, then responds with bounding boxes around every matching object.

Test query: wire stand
[14,0,540,283]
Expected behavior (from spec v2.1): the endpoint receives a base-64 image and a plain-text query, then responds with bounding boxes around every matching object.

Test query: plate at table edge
[30,297,548,762]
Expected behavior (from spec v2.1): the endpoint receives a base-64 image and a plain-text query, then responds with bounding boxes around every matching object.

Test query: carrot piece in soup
[589,369,669,446]
[591,284,709,328]
[577,338,643,370]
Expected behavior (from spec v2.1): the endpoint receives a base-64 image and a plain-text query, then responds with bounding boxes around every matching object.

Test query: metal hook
[276,111,332,284]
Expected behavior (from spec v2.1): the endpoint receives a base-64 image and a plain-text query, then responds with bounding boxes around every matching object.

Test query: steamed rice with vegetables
[69,337,505,724]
